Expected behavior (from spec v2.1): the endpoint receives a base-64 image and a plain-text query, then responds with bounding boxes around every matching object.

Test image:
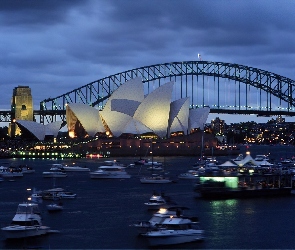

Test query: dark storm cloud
[0,0,295,125]
[0,0,84,26]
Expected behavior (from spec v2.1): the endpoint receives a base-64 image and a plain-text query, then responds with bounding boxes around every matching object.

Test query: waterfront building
[66,77,210,139]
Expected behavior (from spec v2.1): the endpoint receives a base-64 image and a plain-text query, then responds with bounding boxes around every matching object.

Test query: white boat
[20,165,35,174]
[42,188,76,200]
[42,171,67,178]
[57,191,77,199]
[144,193,171,210]
[47,202,63,212]
[62,163,90,172]
[143,215,204,247]
[90,166,131,179]
[49,163,65,171]
[140,175,172,184]
[0,166,23,178]
[178,170,200,180]
[1,202,50,239]
[131,206,188,235]
[254,155,270,161]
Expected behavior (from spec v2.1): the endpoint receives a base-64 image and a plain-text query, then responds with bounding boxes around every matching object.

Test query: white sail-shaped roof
[66,103,104,137]
[16,120,45,140]
[45,121,63,137]
[111,99,141,117]
[168,97,190,135]
[133,81,174,138]
[103,77,144,112]
[16,120,62,140]
[100,77,145,137]
[122,118,152,135]
[188,107,210,131]
[100,111,132,137]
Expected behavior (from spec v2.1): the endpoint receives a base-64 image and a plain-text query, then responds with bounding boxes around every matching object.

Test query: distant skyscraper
[211,117,225,134]
[9,86,33,137]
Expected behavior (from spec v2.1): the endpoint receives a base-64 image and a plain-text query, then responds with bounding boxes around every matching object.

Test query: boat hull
[1,225,50,239]
[145,230,204,246]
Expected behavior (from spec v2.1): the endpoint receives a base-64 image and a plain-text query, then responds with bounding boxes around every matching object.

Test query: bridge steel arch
[39,61,295,124]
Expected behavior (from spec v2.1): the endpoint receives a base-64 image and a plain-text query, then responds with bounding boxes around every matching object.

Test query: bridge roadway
[0,109,295,123]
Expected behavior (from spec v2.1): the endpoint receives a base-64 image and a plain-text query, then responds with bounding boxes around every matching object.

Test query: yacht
[57,191,77,199]
[90,166,131,179]
[144,193,170,210]
[47,202,63,212]
[143,215,204,247]
[254,155,270,161]
[0,166,23,178]
[178,170,199,180]
[131,206,188,235]
[20,165,35,174]
[42,188,76,200]
[62,164,90,172]
[49,163,65,171]
[1,202,50,239]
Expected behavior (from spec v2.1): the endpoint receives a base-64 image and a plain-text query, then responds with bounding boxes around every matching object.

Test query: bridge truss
[38,61,295,124]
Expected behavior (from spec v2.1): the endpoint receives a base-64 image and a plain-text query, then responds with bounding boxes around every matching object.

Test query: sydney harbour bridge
[1,60,295,124]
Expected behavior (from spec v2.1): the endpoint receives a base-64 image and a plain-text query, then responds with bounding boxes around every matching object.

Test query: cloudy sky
[1,0,295,124]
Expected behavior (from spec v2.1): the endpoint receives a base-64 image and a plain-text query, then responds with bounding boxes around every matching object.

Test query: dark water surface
[1,145,295,249]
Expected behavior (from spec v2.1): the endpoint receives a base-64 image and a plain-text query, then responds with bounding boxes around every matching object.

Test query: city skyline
[1,0,295,124]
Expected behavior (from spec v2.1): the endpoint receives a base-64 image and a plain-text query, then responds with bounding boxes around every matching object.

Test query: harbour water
[1,144,295,249]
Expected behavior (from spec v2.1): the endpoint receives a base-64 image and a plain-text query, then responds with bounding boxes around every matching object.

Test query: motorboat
[47,202,63,212]
[254,155,270,162]
[143,215,204,247]
[49,163,65,171]
[103,160,125,167]
[42,188,64,200]
[0,166,23,178]
[42,171,67,178]
[130,206,189,235]
[20,165,35,174]
[62,163,90,172]
[178,170,200,180]
[144,192,175,210]
[42,188,76,200]
[90,166,131,179]
[140,174,172,184]
[1,202,50,239]
[57,191,77,199]
[281,158,293,164]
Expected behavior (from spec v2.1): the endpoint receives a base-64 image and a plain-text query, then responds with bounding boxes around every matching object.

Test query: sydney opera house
[14,77,218,156]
